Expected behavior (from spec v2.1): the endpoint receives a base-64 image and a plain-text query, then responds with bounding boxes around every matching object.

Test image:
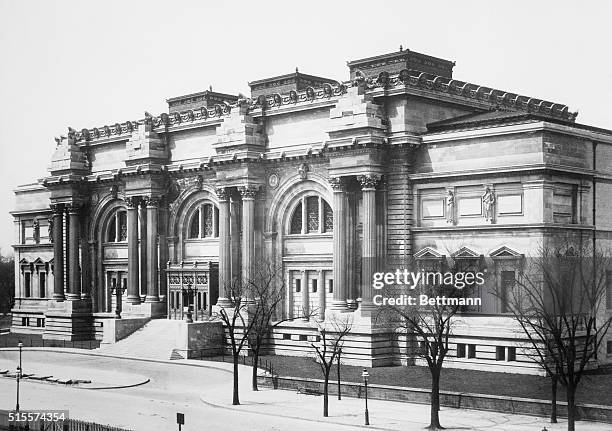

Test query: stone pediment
[451,246,481,259]
[414,246,444,259]
[490,246,523,258]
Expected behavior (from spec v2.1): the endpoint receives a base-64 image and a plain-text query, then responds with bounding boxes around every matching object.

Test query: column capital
[238,185,260,199]
[125,196,141,208]
[215,187,231,201]
[357,174,381,190]
[142,196,161,208]
[66,202,83,214]
[328,177,347,191]
[50,203,64,214]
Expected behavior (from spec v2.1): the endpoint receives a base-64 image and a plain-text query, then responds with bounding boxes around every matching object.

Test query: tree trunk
[566,383,576,431]
[251,349,259,391]
[233,352,240,405]
[323,369,330,417]
[550,374,558,423]
[429,367,442,430]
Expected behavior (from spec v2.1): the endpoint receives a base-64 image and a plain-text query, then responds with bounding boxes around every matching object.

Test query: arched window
[289,196,333,234]
[187,202,219,239]
[106,210,127,243]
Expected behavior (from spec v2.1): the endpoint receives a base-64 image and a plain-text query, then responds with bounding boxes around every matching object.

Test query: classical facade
[11,48,612,373]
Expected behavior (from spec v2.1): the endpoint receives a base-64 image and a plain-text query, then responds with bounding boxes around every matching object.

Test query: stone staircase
[97,319,181,360]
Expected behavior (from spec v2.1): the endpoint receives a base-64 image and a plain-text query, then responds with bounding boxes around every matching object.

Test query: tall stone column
[145,197,160,302]
[89,240,97,311]
[329,177,348,310]
[318,269,325,320]
[216,188,232,307]
[66,203,81,300]
[239,185,258,284]
[50,204,65,301]
[301,269,309,320]
[126,196,141,304]
[139,200,147,299]
[286,270,293,319]
[358,174,380,311]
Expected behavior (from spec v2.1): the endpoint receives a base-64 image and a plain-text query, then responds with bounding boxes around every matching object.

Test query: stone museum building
[10,47,612,373]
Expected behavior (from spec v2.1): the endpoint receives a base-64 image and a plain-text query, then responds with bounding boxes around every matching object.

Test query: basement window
[507,347,516,361]
[456,343,466,358]
[283,334,291,340]
[467,344,476,359]
[496,346,506,361]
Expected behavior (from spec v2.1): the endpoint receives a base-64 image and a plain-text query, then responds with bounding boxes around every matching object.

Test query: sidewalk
[200,369,611,431]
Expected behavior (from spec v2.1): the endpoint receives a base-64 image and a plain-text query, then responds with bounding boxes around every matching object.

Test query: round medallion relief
[268,173,279,189]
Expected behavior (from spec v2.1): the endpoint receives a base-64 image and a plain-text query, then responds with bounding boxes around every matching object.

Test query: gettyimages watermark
[371,269,486,307]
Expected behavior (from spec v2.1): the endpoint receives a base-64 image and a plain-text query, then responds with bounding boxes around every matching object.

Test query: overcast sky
[1,0,611,256]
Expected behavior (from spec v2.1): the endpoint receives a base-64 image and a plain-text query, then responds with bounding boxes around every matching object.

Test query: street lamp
[16,341,23,412]
[110,278,127,319]
[182,283,194,323]
[362,368,370,426]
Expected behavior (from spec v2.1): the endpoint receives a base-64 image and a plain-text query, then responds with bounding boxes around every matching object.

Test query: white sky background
[0,0,611,256]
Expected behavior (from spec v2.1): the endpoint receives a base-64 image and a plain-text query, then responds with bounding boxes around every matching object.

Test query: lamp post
[182,283,194,323]
[16,341,23,412]
[110,278,127,319]
[362,368,370,425]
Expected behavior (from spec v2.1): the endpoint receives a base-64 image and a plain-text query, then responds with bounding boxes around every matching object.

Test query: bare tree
[308,314,353,417]
[213,278,258,405]
[499,239,612,431]
[380,256,477,430]
[246,260,314,391]
[0,253,14,314]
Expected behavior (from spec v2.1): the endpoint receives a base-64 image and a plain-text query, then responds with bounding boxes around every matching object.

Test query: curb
[199,393,398,431]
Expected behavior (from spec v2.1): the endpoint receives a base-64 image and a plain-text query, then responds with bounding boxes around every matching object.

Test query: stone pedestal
[121,301,166,318]
[174,321,224,359]
[42,299,93,341]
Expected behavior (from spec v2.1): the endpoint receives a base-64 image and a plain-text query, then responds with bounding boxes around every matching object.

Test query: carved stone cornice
[357,174,380,190]
[238,185,259,199]
[328,177,347,192]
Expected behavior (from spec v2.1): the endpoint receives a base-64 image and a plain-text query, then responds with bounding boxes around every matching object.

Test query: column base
[65,293,81,301]
[145,295,160,303]
[52,294,65,301]
[126,295,141,305]
[215,297,232,308]
[330,300,349,311]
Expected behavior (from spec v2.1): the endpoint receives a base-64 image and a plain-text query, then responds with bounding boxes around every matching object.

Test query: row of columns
[329,174,381,312]
[216,185,259,305]
[50,203,88,301]
[125,196,160,304]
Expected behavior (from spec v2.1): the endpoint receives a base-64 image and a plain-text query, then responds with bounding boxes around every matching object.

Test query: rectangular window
[295,279,301,293]
[299,334,307,341]
[24,272,31,298]
[39,273,46,298]
[36,318,45,327]
[500,270,515,313]
[456,343,466,358]
[507,347,516,361]
[283,334,291,340]
[22,317,27,327]
[496,346,506,361]
[312,279,318,293]
[467,344,476,359]
[607,271,612,310]
[328,280,333,294]
[607,340,612,355]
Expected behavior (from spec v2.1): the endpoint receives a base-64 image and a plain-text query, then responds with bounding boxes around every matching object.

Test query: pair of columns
[286,269,326,320]
[125,196,160,304]
[216,185,259,305]
[329,174,380,311]
[51,203,89,301]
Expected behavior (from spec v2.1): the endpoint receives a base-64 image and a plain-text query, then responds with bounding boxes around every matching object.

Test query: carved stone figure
[482,186,496,222]
[33,219,40,244]
[446,190,455,224]
[298,163,309,180]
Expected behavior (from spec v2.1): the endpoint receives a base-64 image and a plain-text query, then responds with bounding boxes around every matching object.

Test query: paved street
[0,349,608,431]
